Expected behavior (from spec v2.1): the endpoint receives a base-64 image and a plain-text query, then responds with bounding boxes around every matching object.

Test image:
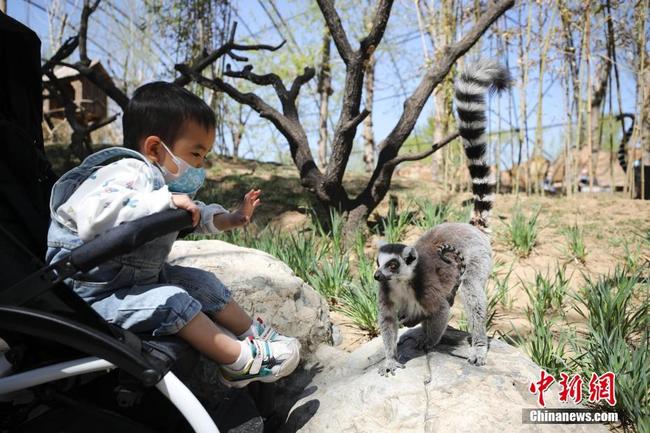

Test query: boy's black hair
[122,81,216,150]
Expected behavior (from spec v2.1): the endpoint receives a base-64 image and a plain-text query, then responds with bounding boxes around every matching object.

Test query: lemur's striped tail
[616,113,635,173]
[454,60,512,231]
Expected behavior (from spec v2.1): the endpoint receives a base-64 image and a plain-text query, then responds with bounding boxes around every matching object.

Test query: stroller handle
[69,209,194,272]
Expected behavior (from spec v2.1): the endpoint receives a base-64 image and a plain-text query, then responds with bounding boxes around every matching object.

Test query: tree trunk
[633,0,649,198]
[424,0,456,183]
[589,60,611,153]
[516,4,533,195]
[362,53,375,172]
[317,30,332,169]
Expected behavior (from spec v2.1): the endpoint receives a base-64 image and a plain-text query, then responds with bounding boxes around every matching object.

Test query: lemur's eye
[388,262,398,271]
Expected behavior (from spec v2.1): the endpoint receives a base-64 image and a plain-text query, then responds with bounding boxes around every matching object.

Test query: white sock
[223,339,252,372]
[237,321,256,340]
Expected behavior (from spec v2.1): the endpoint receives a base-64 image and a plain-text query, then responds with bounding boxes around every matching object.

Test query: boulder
[168,239,332,353]
[277,327,610,433]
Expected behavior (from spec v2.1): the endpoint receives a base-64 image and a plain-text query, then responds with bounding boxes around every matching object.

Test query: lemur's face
[374,243,418,282]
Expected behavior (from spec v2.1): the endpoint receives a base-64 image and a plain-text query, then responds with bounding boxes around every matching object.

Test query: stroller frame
[0,209,220,433]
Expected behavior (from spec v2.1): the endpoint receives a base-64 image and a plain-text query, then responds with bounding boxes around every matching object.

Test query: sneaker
[252,317,300,347]
[219,336,300,389]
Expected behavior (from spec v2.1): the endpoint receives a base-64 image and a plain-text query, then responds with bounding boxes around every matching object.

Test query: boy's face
[143,120,215,172]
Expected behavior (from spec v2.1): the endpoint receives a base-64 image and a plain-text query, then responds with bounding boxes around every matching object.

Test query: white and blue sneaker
[252,317,300,347]
[219,336,300,388]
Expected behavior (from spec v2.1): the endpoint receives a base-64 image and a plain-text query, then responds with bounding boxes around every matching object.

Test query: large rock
[168,240,332,353]
[277,327,609,433]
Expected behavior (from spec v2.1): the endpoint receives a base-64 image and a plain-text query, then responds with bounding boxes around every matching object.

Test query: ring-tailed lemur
[616,113,635,173]
[375,60,511,376]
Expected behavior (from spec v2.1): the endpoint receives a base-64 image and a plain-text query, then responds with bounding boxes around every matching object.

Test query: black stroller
[0,13,272,433]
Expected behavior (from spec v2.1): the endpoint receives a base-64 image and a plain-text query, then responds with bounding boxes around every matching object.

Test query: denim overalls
[46,147,231,336]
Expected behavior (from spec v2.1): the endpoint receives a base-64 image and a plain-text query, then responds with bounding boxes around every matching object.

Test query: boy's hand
[172,194,200,227]
[233,189,261,227]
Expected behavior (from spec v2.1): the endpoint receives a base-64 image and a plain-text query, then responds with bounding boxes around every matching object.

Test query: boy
[46,82,299,388]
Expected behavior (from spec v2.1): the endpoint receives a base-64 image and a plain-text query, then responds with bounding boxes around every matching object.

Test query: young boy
[46,81,300,388]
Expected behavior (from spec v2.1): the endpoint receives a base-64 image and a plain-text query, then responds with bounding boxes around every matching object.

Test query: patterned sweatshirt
[56,158,227,241]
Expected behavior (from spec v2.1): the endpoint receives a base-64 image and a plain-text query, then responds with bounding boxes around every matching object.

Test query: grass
[519,269,570,377]
[509,265,649,432]
[522,266,570,314]
[490,260,515,309]
[503,205,541,257]
[414,199,454,230]
[336,229,379,335]
[375,199,413,243]
[561,223,587,263]
[570,268,649,431]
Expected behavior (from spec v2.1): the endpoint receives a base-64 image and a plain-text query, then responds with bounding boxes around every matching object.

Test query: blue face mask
[157,141,206,194]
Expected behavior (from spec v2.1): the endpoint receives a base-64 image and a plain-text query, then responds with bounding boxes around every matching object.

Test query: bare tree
[177,0,514,236]
[42,0,125,159]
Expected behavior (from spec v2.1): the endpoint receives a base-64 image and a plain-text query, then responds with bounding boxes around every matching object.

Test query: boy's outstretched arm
[212,189,261,231]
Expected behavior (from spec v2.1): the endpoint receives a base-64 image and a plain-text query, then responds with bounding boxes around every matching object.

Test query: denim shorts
[89,263,232,336]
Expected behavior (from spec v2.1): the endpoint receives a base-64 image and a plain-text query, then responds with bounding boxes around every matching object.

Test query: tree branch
[225,64,288,98]
[387,132,459,167]
[320,0,395,193]
[359,0,393,57]
[288,67,316,100]
[354,0,513,207]
[88,113,119,132]
[176,64,323,192]
[378,0,514,158]
[42,35,78,73]
[342,108,371,133]
[174,22,286,86]
[79,0,101,66]
[316,0,354,65]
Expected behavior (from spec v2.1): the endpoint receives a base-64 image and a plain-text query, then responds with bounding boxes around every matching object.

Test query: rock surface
[277,327,610,433]
[168,240,332,353]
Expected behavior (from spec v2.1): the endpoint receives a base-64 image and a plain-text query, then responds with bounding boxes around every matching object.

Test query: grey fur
[375,223,492,376]
[375,60,506,376]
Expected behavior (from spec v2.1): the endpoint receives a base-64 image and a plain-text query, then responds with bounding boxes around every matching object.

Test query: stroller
[0,13,272,433]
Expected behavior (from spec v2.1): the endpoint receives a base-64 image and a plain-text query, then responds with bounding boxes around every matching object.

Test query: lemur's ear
[376,239,387,249]
[403,246,418,265]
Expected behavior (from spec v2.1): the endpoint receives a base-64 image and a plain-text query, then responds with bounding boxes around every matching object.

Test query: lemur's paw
[378,358,405,376]
[467,348,487,366]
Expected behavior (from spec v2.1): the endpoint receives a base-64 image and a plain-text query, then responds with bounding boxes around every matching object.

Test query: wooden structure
[42,60,112,123]
[547,146,645,193]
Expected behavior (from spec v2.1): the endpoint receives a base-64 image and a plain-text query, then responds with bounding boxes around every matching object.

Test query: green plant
[622,239,649,274]
[375,200,413,243]
[523,266,569,314]
[450,203,473,222]
[490,261,515,309]
[561,223,587,263]
[519,273,570,377]
[571,268,649,431]
[337,282,379,337]
[504,205,540,257]
[414,199,453,230]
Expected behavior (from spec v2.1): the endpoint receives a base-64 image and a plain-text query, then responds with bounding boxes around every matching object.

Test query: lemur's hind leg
[458,278,488,365]
[418,301,450,351]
